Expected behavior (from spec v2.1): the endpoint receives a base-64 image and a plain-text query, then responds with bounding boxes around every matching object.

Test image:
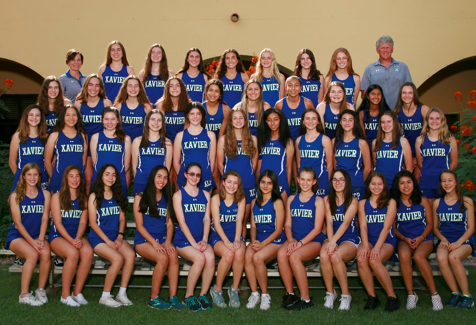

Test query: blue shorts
[133,182,146,196]
[421,188,439,199]
[256,232,286,245]
[352,187,365,201]
[210,235,245,249]
[397,233,434,243]
[134,234,167,251]
[174,234,203,249]
[88,231,118,249]
[295,232,327,244]
[336,235,361,249]
[369,236,396,251]
[49,227,77,244]
[279,185,290,197]
[244,187,257,205]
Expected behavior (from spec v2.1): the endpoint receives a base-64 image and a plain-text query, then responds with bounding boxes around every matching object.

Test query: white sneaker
[406,294,418,310]
[94,259,105,269]
[35,289,48,304]
[431,294,444,311]
[19,293,43,306]
[61,296,80,307]
[116,292,133,306]
[246,293,261,309]
[99,295,122,308]
[72,293,88,305]
[324,290,337,309]
[338,294,352,310]
[182,261,192,271]
[260,294,271,310]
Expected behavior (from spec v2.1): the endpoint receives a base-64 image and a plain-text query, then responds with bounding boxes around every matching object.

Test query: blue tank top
[182,72,206,102]
[12,136,48,192]
[45,111,58,134]
[259,138,289,192]
[281,97,307,141]
[398,106,424,157]
[332,202,359,243]
[299,75,321,107]
[6,190,45,248]
[121,102,146,142]
[419,136,451,190]
[261,76,280,107]
[221,74,245,109]
[49,198,83,242]
[437,198,474,245]
[134,138,167,190]
[290,193,317,241]
[135,194,168,243]
[364,199,395,245]
[324,104,339,139]
[102,64,128,104]
[374,139,404,188]
[331,74,356,106]
[164,110,185,143]
[396,200,432,240]
[80,100,104,142]
[298,133,329,197]
[144,73,166,107]
[49,131,85,193]
[174,188,208,243]
[89,196,121,241]
[211,200,239,242]
[204,102,224,140]
[223,140,256,189]
[363,112,379,148]
[335,138,365,189]
[253,198,286,243]
[248,111,260,137]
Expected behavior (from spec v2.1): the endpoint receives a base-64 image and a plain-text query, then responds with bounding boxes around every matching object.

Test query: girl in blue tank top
[317,81,355,140]
[209,170,246,308]
[177,48,210,102]
[416,107,458,202]
[334,110,371,201]
[245,170,285,310]
[278,167,326,309]
[132,110,172,196]
[296,109,332,197]
[98,41,135,104]
[276,76,315,141]
[139,44,174,107]
[115,76,152,142]
[45,105,87,193]
[133,165,183,309]
[172,163,214,311]
[434,170,475,309]
[320,169,359,310]
[90,107,131,197]
[217,108,258,237]
[357,172,400,312]
[7,163,51,306]
[251,48,285,107]
[37,76,73,134]
[10,105,48,192]
[174,103,216,193]
[293,49,324,107]
[373,111,412,190]
[49,165,92,307]
[203,79,230,140]
[324,48,361,107]
[88,164,135,307]
[391,170,442,311]
[215,49,249,109]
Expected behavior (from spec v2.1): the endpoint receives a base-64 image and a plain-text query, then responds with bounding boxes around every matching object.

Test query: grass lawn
[1,265,475,325]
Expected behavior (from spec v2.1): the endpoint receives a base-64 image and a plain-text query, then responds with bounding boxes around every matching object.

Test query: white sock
[304,298,311,303]
[262,293,270,298]
[287,292,295,295]
[251,291,259,296]
[118,287,127,295]
[101,292,110,300]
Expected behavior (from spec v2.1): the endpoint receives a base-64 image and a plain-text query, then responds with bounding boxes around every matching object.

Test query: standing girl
[251,48,285,107]
[37,75,73,133]
[203,79,230,140]
[176,48,210,102]
[292,49,324,107]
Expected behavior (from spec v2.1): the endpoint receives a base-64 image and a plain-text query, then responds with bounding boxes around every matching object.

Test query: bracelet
[299,240,304,247]
[421,234,425,240]
[118,232,124,237]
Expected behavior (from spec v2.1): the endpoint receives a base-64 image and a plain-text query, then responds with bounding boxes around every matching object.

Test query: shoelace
[185,297,198,307]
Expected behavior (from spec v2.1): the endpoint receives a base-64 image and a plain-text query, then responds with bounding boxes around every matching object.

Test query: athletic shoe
[457,295,474,310]
[94,259,105,269]
[72,293,88,305]
[266,260,278,269]
[384,296,400,312]
[116,292,133,306]
[246,293,260,309]
[182,261,192,271]
[168,295,185,311]
[282,293,299,308]
[54,256,64,269]
[198,295,212,310]
[431,294,443,311]
[260,294,271,310]
[287,297,314,311]
[210,285,226,308]
[61,296,80,307]
[19,293,43,306]
[323,291,337,309]
[99,296,122,308]
[148,296,172,310]
[183,296,201,312]
[364,295,381,310]
[35,288,48,304]
[406,294,418,310]
[14,257,25,268]
[446,293,462,307]
[338,295,352,311]
[228,286,240,308]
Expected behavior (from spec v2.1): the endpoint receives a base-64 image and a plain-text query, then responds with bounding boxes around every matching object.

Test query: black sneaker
[384,296,400,312]
[287,297,314,311]
[446,293,462,307]
[282,293,299,308]
[14,257,25,267]
[457,295,474,310]
[198,295,212,310]
[364,295,381,310]
[54,256,64,269]
[183,296,201,312]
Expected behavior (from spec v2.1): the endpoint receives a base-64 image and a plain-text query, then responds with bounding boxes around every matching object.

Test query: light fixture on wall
[230,13,239,22]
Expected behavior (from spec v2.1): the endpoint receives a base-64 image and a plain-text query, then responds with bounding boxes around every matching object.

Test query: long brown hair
[299,108,325,136]
[363,172,390,209]
[374,111,401,151]
[12,163,41,204]
[139,44,170,83]
[103,40,130,66]
[224,108,256,159]
[58,165,88,211]
[219,170,245,203]
[114,75,151,107]
[214,49,246,79]
[16,104,47,143]
[328,169,354,216]
[37,76,66,116]
[204,79,226,105]
[91,164,128,211]
[177,48,211,78]
[76,74,107,104]
[393,82,424,114]
[323,81,349,112]
[162,77,189,113]
[293,49,321,80]
[439,170,467,212]
[102,106,126,142]
[51,105,88,146]
[140,109,167,149]
[240,79,265,127]
[325,48,357,80]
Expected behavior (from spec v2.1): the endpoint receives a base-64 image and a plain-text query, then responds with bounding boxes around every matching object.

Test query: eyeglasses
[332,178,346,184]
[187,172,201,178]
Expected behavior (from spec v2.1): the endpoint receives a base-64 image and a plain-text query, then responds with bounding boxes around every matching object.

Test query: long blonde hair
[420,107,452,145]
[325,48,357,80]
[76,74,107,104]
[254,48,281,82]
[240,79,265,128]
[16,104,47,144]
[11,163,41,204]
